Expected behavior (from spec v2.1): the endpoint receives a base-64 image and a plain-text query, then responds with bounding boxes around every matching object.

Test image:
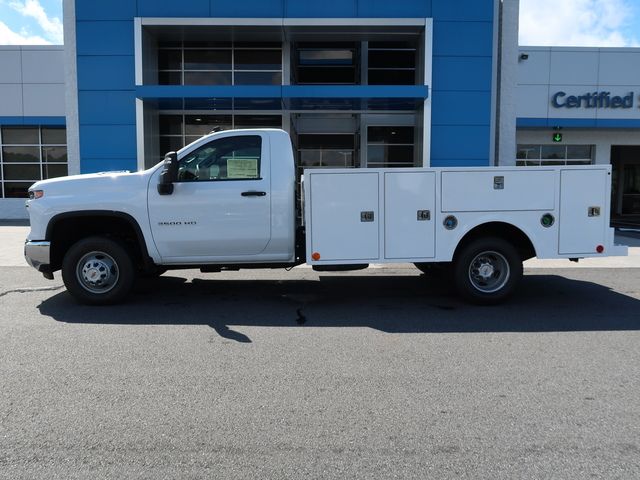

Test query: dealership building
[0,0,639,224]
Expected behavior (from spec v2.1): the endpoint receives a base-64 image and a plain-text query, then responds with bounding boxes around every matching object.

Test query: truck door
[384,171,436,259]
[148,133,271,261]
[559,168,607,255]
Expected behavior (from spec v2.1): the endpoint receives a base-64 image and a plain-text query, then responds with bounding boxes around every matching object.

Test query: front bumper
[24,240,51,272]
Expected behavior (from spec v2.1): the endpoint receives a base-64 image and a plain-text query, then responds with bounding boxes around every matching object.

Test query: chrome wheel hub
[477,262,495,279]
[76,251,119,294]
[468,251,510,294]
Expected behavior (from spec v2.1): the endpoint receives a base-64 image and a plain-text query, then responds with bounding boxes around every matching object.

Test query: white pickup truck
[24,128,627,305]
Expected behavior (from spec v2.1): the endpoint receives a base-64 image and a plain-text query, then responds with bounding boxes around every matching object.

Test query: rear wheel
[453,237,522,305]
[61,236,135,305]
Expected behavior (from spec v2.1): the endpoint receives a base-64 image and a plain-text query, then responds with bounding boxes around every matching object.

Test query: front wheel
[453,237,523,305]
[61,236,135,305]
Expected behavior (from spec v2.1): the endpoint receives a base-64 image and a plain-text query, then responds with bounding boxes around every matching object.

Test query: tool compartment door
[308,172,379,261]
[441,169,556,212]
[384,171,436,259]
[559,169,607,254]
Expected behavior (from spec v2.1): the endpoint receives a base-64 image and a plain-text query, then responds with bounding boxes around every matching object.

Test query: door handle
[241,191,267,197]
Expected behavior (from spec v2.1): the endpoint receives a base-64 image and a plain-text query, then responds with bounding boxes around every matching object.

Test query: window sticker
[227,157,258,179]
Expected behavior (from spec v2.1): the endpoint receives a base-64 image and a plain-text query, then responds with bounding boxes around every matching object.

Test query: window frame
[366,125,416,168]
[158,113,282,164]
[157,42,283,86]
[0,125,68,198]
[516,144,595,167]
[367,42,417,86]
[293,43,359,85]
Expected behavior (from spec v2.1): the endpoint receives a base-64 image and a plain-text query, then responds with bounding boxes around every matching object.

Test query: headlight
[28,190,44,200]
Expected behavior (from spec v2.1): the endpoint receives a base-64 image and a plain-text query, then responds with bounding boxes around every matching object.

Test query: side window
[177,135,262,182]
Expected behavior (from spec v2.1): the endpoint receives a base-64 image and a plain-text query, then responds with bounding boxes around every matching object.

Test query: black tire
[61,236,135,305]
[453,237,523,305]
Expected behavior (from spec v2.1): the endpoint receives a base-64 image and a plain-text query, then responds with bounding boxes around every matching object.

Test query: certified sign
[551,91,635,109]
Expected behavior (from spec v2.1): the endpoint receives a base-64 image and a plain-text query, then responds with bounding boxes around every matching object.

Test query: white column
[497,0,519,166]
[63,0,80,175]
[422,18,433,167]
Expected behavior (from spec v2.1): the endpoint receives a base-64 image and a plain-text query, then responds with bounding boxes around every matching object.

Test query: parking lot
[2,231,640,479]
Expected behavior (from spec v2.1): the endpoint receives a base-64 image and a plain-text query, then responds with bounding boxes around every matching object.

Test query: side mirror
[157,151,178,195]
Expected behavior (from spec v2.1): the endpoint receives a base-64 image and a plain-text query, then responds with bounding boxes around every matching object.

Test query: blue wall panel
[516,117,640,129]
[210,0,284,17]
[79,91,137,125]
[76,0,135,21]
[431,57,493,92]
[80,157,138,174]
[430,125,491,161]
[432,21,494,57]
[77,56,135,91]
[429,3,495,165]
[76,21,134,56]
[432,0,495,21]
[286,0,357,18]
[431,158,491,167]
[0,116,65,126]
[358,0,431,17]
[137,0,210,17]
[73,0,497,171]
[79,125,137,159]
[431,91,491,126]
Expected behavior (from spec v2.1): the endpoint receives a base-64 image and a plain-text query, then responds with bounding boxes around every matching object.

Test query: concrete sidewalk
[2,225,639,268]
[1,226,29,267]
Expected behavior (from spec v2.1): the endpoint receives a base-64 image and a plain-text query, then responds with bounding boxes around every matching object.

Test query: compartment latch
[588,206,601,217]
[417,210,431,221]
[360,211,375,222]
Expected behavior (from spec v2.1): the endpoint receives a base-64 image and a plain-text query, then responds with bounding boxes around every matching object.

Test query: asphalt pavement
[1,262,639,479]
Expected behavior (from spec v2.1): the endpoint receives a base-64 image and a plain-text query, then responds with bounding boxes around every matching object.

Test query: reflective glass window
[42,146,67,163]
[1,126,67,198]
[41,127,66,144]
[43,164,68,179]
[177,135,262,182]
[2,127,38,144]
[3,164,40,180]
[3,182,32,198]
[2,146,40,162]
[235,50,281,70]
[184,50,231,70]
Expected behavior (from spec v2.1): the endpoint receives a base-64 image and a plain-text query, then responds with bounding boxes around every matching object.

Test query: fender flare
[46,210,155,269]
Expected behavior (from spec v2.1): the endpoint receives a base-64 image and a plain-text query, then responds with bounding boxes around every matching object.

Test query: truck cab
[147,129,296,264]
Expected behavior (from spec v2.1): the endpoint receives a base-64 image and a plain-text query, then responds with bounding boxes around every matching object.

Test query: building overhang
[517,117,640,129]
[135,85,428,111]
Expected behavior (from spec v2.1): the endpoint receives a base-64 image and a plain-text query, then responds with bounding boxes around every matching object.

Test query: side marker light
[443,215,458,230]
[541,213,555,228]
